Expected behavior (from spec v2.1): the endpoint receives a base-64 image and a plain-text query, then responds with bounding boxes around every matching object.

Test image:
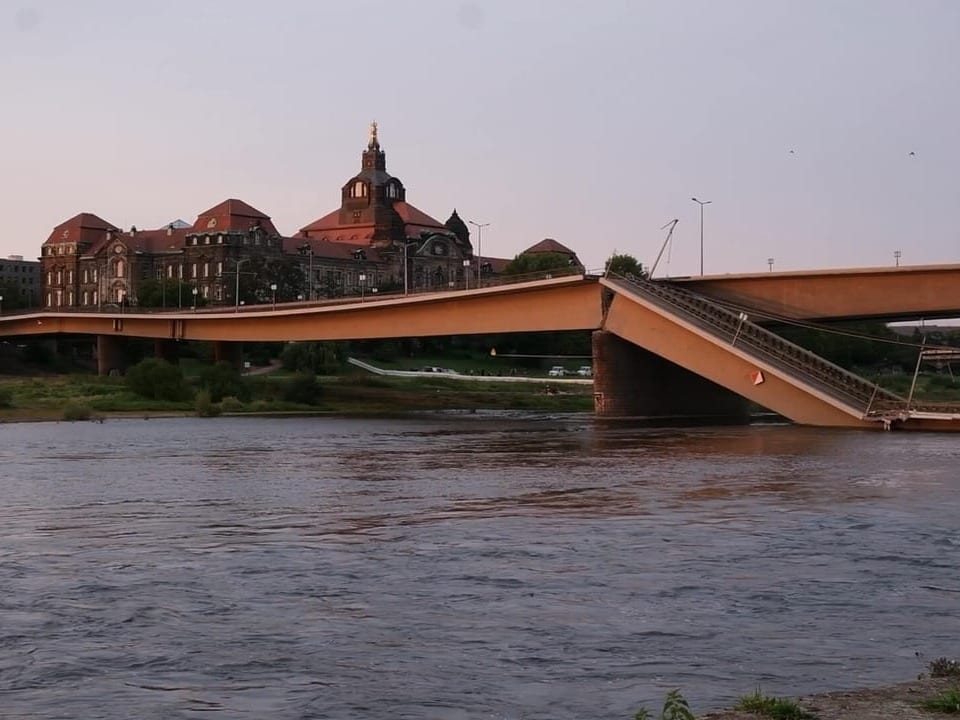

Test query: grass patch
[922,688,960,714]
[62,402,93,422]
[735,690,817,719]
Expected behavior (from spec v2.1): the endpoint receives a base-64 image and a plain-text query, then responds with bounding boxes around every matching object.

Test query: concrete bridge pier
[96,335,127,376]
[591,330,751,424]
[154,339,179,365]
[212,341,243,370]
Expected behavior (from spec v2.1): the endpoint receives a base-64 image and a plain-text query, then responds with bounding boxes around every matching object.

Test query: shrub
[125,358,190,401]
[282,372,322,405]
[922,688,960,713]
[930,658,960,678]
[635,689,696,720]
[219,396,244,413]
[62,402,93,421]
[735,690,817,719]
[194,390,221,417]
[0,386,13,408]
[198,362,249,402]
[280,342,343,375]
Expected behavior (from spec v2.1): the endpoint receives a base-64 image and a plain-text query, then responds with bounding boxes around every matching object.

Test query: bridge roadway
[3,266,960,431]
[672,263,960,322]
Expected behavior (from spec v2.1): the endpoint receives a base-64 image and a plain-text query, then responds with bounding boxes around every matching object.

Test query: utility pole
[225,257,251,312]
[691,198,711,276]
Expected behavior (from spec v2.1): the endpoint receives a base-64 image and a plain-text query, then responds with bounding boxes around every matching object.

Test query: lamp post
[178,262,183,309]
[468,220,490,286]
[191,287,198,311]
[226,257,250,312]
[767,257,774,272]
[894,249,902,267]
[359,273,366,302]
[691,198,711,276]
[0,294,3,314]
[463,258,471,289]
[270,283,277,310]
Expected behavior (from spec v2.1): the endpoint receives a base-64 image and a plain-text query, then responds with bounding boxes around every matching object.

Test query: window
[47,271,52,285]
[386,182,399,199]
[115,260,125,278]
[218,235,224,244]
[216,261,223,275]
[156,266,164,280]
[56,270,62,284]
[167,265,174,279]
[191,263,197,279]
[93,268,98,282]
[204,236,210,245]
[83,269,89,283]
[83,291,89,306]
[202,286,209,299]
[93,290,98,306]
[203,262,209,278]
[350,180,367,198]
[68,291,74,306]
[215,286,223,301]
[67,270,73,284]
[46,292,52,307]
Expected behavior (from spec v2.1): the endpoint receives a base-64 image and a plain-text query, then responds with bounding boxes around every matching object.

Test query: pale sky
[2,0,958,275]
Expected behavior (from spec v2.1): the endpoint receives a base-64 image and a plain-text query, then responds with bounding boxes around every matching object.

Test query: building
[39,125,580,309]
[0,255,41,310]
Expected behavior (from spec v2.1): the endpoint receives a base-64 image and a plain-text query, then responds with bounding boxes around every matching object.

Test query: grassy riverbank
[0,371,594,423]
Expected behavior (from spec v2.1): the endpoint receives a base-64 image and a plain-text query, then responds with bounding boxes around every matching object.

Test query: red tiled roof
[191,198,280,236]
[523,238,578,256]
[45,212,118,245]
[281,237,387,262]
[298,201,446,243]
[392,202,444,230]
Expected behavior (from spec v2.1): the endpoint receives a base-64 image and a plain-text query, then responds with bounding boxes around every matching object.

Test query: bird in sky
[909,151,916,157]
[788,149,796,155]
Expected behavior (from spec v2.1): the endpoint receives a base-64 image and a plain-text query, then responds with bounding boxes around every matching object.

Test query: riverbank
[702,675,959,720]
[0,371,595,423]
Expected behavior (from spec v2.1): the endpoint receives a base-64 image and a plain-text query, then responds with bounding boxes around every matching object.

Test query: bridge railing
[605,272,904,415]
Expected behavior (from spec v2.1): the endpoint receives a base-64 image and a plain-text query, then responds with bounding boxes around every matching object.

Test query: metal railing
[605,272,904,415]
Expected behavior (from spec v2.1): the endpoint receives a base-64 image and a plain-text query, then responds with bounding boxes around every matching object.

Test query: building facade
[0,255,41,310]
[39,125,581,310]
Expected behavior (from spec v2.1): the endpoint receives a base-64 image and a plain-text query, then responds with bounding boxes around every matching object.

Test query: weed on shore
[735,690,817,719]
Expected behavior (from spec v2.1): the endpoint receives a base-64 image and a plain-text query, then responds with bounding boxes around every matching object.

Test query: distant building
[0,255,41,309]
[39,125,581,309]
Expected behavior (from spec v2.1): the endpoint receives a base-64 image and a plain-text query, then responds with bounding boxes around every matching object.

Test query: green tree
[137,279,198,308]
[502,252,574,276]
[280,342,344,375]
[282,372,323,405]
[236,254,307,306]
[198,361,249,402]
[125,358,190,401]
[605,252,646,278]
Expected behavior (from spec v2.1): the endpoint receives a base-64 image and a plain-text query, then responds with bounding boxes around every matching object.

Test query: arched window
[115,259,125,278]
[386,183,399,199]
[350,180,367,198]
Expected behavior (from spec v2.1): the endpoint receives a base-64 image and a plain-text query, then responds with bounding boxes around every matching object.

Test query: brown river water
[1,414,958,719]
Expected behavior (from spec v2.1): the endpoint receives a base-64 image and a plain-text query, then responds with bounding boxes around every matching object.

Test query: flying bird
[909,151,916,157]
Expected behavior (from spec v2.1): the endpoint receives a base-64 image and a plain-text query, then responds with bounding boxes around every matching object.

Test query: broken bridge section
[598,275,905,429]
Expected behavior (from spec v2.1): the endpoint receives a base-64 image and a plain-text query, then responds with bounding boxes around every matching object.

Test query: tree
[237,254,306,306]
[502,252,574,276]
[125,358,190,401]
[137,279,198,308]
[605,252,646,279]
[198,361,249,402]
[280,342,344,375]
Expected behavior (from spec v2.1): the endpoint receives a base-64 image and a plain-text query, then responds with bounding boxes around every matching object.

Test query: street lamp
[767,257,775,272]
[469,220,490,286]
[359,273,366,302]
[894,249,902,267]
[270,283,277,310]
[463,258,471,289]
[0,294,3,314]
[691,198,711,276]
[191,286,198,311]
[226,257,250,312]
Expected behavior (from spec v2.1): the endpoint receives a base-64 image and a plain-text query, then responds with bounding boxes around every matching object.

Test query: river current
[1,414,958,719]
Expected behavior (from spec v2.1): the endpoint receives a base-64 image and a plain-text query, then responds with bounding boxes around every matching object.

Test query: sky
[2,0,958,276]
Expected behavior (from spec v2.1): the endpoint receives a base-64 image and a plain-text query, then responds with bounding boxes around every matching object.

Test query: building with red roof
[39,125,581,310]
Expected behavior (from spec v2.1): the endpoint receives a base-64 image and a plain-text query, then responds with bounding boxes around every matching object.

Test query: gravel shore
[701,676,959,720]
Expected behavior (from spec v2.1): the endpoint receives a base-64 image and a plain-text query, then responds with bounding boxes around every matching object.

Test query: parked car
[548,366,566,377]
[577,365,593,377]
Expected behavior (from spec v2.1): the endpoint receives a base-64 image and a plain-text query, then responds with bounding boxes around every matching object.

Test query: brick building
[39,125,580,310]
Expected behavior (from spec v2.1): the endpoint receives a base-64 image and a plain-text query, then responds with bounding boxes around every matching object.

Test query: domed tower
[444,209,472,255]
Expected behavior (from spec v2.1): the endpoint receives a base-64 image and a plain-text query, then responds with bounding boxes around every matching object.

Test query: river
[1,414,958,719]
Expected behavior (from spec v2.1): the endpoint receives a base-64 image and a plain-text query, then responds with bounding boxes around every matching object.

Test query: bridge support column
[154,339,179,365]
[96,335,127,376]
[212,341,243,370]
[592,330,750,424]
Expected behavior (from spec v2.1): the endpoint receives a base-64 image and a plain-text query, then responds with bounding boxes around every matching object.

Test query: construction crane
[649,219,678,278]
